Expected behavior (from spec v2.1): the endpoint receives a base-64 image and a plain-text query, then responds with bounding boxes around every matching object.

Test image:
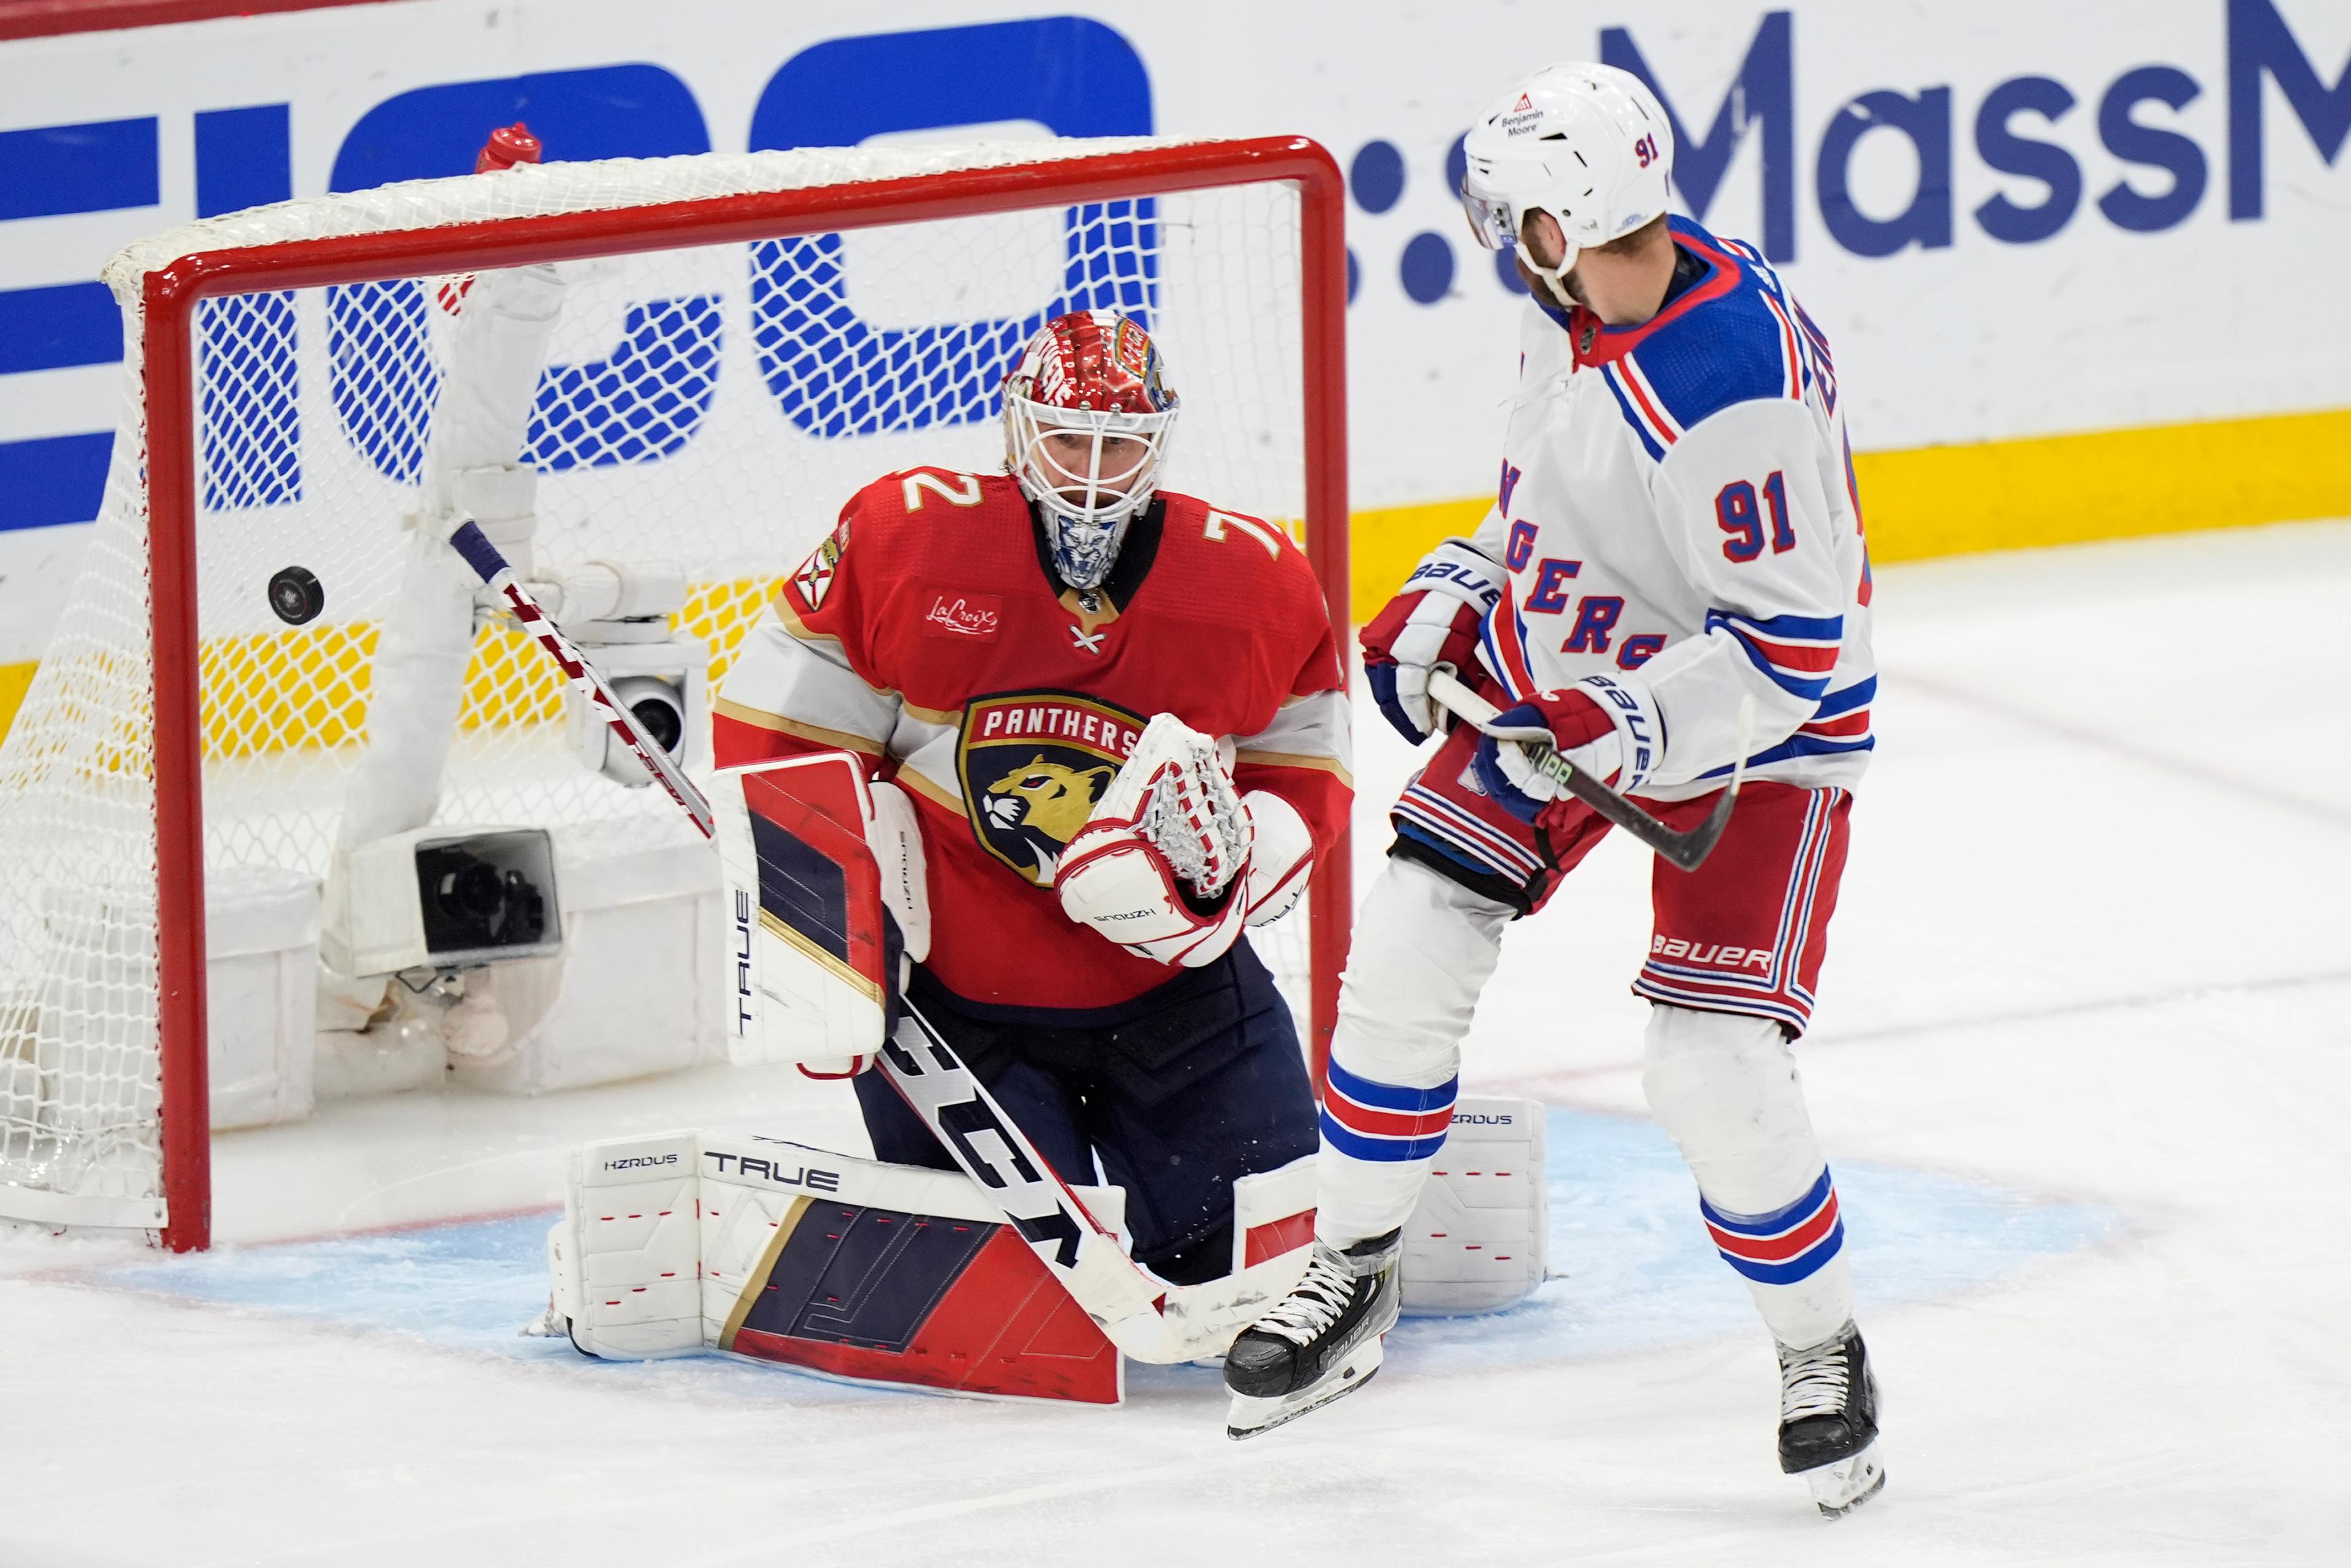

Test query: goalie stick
[452,515,1290,1361]
[1426,668,1752,872]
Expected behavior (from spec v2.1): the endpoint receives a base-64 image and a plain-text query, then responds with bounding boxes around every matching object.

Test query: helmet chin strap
[1515,236,1581,312]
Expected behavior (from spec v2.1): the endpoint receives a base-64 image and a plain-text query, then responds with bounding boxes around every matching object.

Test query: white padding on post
[547,1130,705,1359]
[1400,1095,1549,1315]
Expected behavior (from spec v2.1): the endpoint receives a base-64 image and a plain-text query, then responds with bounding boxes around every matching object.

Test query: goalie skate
[1223,1231,1400,1440]
[1777,1324,1886,1517]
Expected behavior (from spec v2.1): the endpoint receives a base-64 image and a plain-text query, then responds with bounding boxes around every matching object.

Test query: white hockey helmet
[1459,62,1676,304]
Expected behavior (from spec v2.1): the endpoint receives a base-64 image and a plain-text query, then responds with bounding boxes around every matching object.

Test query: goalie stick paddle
[461,512,1267,1360]
[447,520,716,841]
[1426,669,1750,872]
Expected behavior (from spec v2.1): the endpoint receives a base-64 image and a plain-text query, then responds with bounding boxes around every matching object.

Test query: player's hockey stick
[1427,669,1750,872]
[456,508,1289,1359]
[448,520,716,841]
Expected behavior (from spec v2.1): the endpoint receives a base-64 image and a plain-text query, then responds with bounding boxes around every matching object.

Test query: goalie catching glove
[1057,713,1314,967]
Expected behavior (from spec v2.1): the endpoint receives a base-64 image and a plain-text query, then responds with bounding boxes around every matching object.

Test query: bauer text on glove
[1360,539,1505,745]
[1469,672,1663,823]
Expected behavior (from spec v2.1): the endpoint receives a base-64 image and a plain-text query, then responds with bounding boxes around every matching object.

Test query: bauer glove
[1360,539,1507,744]
[1469,673,1663,823]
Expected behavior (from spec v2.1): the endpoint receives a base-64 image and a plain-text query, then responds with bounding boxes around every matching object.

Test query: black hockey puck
[268,565,324,626]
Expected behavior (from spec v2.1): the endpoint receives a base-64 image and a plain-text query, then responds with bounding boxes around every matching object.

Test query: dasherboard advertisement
[1,0,2345,666]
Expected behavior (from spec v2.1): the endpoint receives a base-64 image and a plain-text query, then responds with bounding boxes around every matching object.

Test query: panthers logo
[980,757,1115,882]
[957,692,1146,887]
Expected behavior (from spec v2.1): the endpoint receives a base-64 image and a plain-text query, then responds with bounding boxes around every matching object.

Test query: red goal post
[118,136,1351,1251]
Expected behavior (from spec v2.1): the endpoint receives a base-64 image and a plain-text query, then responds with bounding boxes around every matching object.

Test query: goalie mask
[1002,310,1179,592]
[1459,62,1675,308]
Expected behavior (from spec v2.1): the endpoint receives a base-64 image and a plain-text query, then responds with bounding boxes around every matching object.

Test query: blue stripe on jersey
[1810,676,1876,717]
[1722,608,1845,642]
[1597,365,1670,462]
[1614,218,1798,432]
[1711,622,1835,702]
[1698,732,1877,779]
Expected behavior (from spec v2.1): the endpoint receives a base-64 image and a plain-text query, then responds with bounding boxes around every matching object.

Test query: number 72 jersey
[713,468,1349,1015]
[1472,217,1878,802]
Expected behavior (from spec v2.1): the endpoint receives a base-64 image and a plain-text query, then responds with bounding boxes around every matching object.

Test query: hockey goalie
[719,309,1345,1286]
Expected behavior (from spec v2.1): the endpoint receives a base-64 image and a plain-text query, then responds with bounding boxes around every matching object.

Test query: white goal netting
[0,138,1327,1234]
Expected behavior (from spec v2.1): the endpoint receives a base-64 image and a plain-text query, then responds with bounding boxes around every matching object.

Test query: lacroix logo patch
[956,691,1144,887]
[921,590,1002,638]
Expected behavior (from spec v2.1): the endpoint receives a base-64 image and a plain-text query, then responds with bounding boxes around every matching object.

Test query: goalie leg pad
[1399,1095,1550,1315]
[541,1130,705,1360]
[700,1131,1122,1404]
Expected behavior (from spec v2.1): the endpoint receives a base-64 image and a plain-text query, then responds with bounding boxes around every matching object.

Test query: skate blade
[1224,1340,1385,1441]
[1803,1442,1886,1517]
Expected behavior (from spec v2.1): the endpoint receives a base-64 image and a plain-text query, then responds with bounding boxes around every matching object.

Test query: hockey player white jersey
[1464,217,1877,801]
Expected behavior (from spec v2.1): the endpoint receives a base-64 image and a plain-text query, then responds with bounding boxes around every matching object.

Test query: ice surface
[4,522,2350,1565]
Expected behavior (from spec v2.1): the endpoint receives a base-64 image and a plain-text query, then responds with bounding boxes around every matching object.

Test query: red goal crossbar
[139,136,1352,1251]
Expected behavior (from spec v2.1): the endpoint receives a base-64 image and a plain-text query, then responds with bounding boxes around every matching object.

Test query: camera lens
[630,694,683,754]
[413,835,555,960]
[440,860,508,921]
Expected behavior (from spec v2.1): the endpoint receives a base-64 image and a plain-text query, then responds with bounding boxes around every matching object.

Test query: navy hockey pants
[853,939,1318,1287]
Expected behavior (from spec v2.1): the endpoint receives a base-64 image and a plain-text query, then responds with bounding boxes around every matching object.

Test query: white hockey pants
[1319,855,1854,1348]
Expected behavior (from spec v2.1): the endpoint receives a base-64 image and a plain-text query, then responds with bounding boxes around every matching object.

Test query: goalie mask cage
[0,136,1350,1251]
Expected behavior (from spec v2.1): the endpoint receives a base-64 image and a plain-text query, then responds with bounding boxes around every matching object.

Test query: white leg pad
[1400,1095,1548,1315]
[545,1130,705,1359]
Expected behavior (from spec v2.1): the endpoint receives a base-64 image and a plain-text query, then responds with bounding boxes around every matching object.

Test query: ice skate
[1223,1231,1400,1439]
[1777,1323,1885,1516]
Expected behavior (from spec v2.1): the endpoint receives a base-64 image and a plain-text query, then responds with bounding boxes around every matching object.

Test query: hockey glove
[1469,673,1664,823]
[1360,539,1507,744]
[1058,715,1310,966]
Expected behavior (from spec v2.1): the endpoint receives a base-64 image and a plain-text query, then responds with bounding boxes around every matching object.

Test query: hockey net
[0,137,1348,1247]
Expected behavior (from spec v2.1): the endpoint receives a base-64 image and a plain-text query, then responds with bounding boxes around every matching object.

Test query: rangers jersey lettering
[1471,217,1877,800]
[714,470,1349,1013]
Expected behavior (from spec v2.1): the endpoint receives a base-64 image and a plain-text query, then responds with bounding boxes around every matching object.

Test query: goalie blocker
[714,753,929,1075]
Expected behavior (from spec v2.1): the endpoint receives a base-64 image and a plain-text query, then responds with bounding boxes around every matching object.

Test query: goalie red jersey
[712,468,1348,1015]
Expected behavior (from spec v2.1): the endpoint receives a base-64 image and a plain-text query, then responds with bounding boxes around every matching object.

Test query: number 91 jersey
[713,468,1349,1015]
[1474,217,1878,801]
